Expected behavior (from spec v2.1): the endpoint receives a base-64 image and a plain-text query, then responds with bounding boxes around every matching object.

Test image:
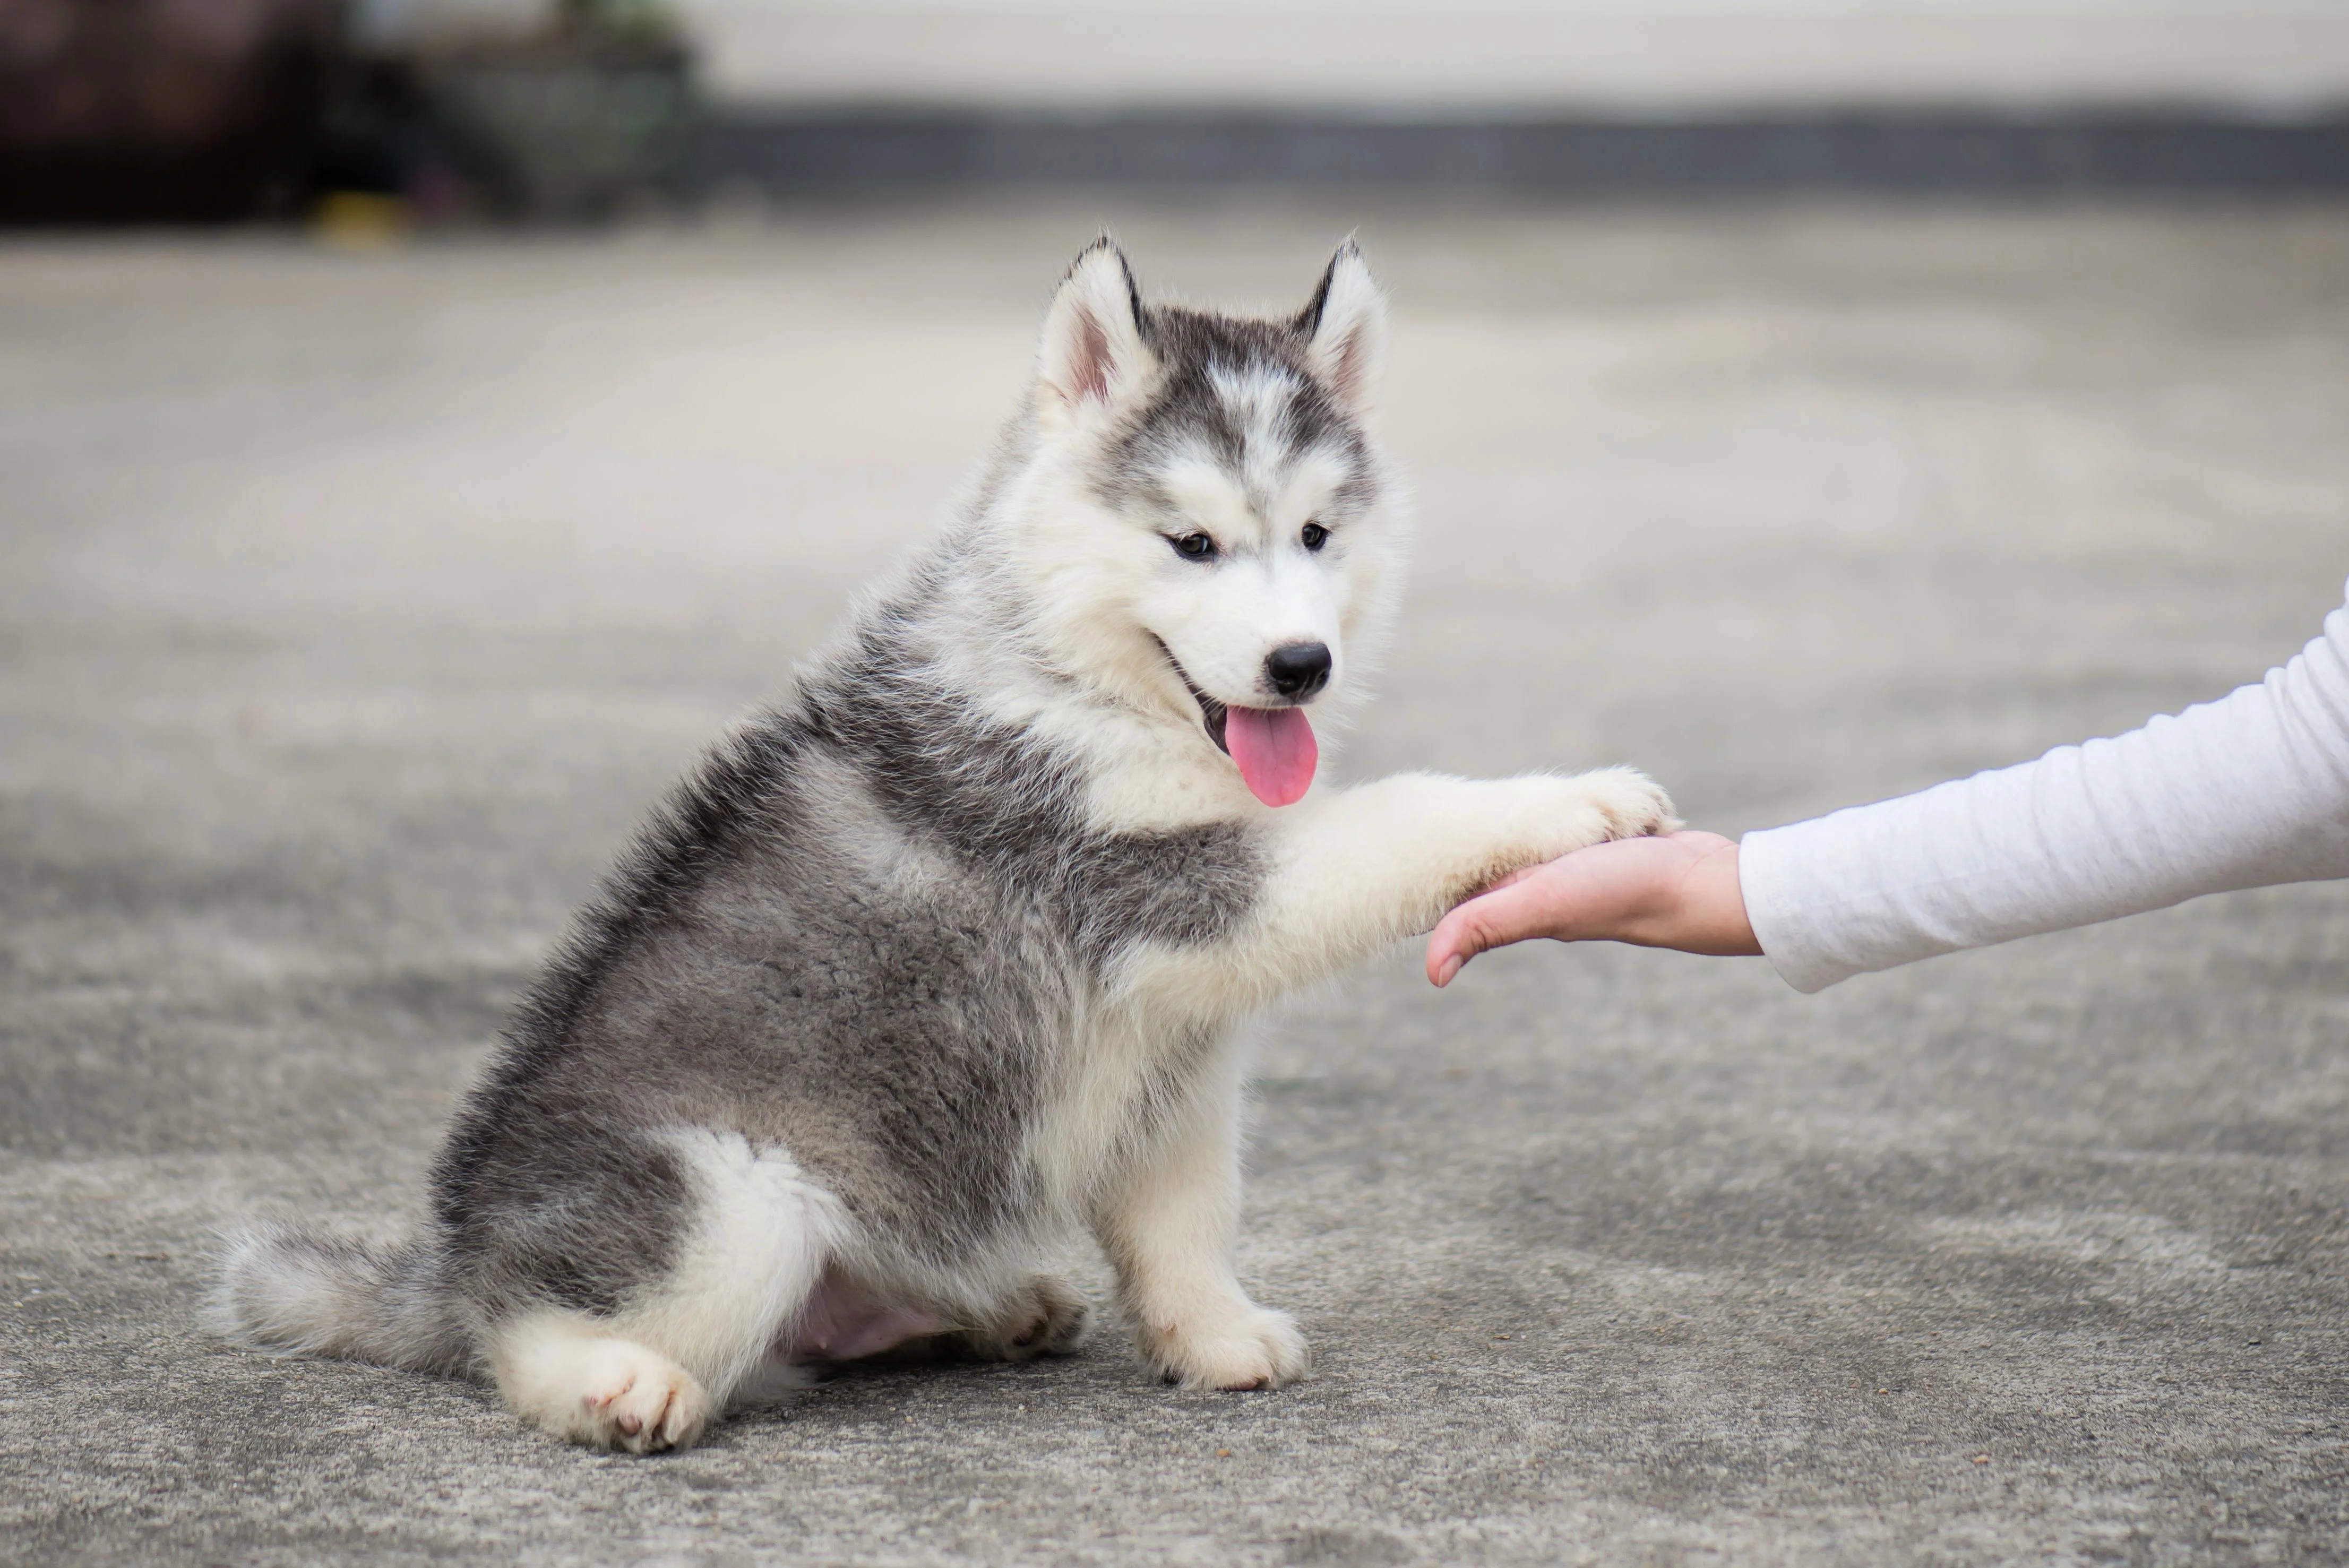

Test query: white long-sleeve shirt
[1739,580,2349,994]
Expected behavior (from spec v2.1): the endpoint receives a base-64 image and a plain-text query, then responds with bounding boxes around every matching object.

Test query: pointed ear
[1037,239,1152,426]
[1297,240,1386,415]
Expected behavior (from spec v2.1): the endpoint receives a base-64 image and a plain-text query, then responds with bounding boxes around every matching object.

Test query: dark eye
[1300,522,1330,552]
[1171,532,1217,561]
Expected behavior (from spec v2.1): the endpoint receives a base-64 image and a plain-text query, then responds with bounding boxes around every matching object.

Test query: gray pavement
[4,199,2348,1565]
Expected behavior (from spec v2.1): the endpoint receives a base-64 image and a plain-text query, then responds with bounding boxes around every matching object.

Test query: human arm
[1428,579,2349,992]
[1742,580,2349,990]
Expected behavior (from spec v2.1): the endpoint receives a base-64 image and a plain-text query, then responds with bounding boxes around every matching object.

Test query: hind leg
[950,1272,1090,1363]
[486,1134,839,1453]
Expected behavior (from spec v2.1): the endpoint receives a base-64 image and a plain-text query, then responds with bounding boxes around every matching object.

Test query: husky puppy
[217,240,1674,1452]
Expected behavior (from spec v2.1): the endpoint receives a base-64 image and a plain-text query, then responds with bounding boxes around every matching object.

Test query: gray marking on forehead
[1102,305,1372,515]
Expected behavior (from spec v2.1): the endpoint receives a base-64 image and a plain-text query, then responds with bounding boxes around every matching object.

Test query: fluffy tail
[212,1224,471,1375]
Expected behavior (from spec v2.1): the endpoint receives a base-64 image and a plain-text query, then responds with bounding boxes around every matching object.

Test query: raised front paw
[1139,1303,1309,1391]
[1567,765,1680,845]
[1458,767,1680,900]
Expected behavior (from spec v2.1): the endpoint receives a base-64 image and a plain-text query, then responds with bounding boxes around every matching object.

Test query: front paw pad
[1142,1306,1309,1391]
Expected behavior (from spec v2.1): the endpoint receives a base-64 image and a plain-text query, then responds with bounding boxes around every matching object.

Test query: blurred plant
[322,0,698,223]
[558,0,681,42]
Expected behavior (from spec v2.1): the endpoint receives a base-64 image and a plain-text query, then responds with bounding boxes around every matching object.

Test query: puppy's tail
[212,1224,471,1375]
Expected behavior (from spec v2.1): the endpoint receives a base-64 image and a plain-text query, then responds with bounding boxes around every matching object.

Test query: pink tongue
[1224,706,1317,807]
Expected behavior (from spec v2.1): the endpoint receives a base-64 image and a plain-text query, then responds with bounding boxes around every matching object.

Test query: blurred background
[8,0,2349,222]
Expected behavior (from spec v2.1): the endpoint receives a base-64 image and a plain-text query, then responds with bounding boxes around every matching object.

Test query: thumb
[1425,874,1562,988]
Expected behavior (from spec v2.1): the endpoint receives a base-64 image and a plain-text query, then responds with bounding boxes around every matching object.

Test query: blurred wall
[673,1,2349,115]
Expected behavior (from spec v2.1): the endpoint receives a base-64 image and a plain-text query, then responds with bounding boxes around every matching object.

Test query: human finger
[1425,868,1585,987]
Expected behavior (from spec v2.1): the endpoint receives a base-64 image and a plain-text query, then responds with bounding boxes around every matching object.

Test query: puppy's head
[1019,238,1403,806]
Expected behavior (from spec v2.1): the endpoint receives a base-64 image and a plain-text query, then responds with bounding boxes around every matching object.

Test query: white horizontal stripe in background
[656,1,2349,114]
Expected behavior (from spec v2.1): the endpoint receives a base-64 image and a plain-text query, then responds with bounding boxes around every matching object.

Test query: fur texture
[216,239,1675,1452]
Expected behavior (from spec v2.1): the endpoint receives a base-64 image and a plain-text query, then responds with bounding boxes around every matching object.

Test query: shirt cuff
[1738,822,1862,995]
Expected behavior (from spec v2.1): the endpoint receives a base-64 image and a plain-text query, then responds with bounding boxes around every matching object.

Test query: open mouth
[1155,636,1233,754]
[1150,636,1319,807]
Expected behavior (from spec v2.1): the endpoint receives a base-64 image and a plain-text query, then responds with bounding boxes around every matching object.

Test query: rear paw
[503,1331,711,1454]
[1141,1304,1309,1391]
[959,1273,1090,1362]
[577,1344,708,1453]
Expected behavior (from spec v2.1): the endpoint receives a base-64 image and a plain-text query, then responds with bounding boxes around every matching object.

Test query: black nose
[1264,642,1333,701]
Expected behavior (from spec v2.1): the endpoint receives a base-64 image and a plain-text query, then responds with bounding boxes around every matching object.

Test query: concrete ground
[4,199,2348,1566]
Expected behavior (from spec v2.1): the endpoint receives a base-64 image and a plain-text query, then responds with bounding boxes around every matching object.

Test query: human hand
[1425,830,1760,986]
